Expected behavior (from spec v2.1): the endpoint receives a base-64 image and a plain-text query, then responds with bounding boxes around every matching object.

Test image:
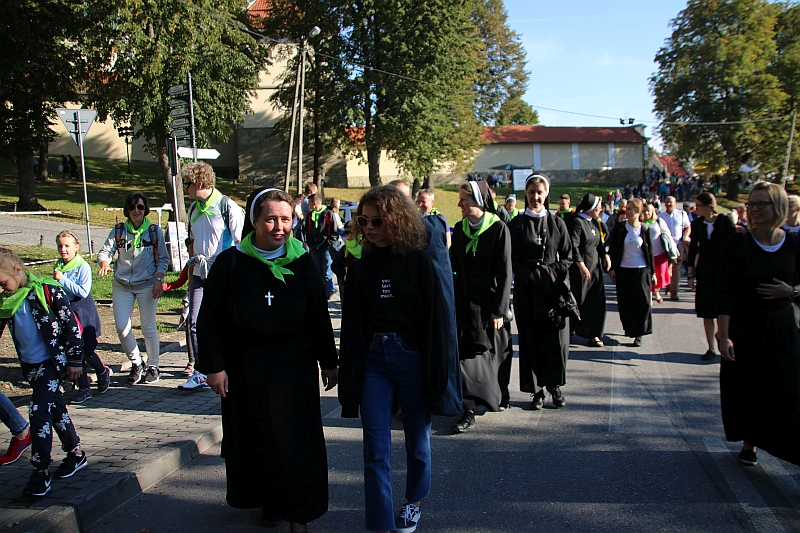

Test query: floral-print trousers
[21,360,80,470]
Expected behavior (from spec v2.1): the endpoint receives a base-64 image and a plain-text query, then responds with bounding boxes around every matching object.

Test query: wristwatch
[793,286,798,299]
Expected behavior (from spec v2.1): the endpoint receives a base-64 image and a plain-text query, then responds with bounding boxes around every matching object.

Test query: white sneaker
[177,370,209,390]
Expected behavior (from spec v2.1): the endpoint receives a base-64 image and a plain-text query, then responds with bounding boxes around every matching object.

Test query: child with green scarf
[0,248,86,497]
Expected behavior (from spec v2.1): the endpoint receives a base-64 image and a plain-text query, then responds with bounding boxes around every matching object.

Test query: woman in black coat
[687,192,736,361]
[608,198,655,347]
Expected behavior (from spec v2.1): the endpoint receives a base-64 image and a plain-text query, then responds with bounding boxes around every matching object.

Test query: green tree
[471,0,535,126]
[84,0,269,221]
[651,0,785,199]
[0,0,87,210]
[772,3,800,178]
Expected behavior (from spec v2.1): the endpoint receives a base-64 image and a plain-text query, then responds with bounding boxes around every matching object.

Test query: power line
[175,0,790,129]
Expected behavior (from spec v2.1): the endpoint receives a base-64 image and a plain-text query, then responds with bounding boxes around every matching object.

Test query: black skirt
[615,267,652,338]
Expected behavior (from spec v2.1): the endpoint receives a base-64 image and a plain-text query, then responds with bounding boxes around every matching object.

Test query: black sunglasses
[130,204,146,212]
[356,215,383,228]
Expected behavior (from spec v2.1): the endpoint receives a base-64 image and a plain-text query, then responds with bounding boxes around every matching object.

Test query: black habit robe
[687,214,736,319]
[196,247,338,523]
[451,217,512,410]
[510,211,573,393]
[568,214,608,339]
[608,221,655,338]
[719,232,800,465]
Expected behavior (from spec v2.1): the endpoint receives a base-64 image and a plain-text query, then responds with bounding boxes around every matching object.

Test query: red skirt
[652,253,671,292]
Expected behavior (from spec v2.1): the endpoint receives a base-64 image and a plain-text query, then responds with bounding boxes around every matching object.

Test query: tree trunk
[156,136,187,223]
[364,97,381,186]
[726,172,740,201]
[37,142,49,183]
[412,178,421,197]
[16,150,44,211]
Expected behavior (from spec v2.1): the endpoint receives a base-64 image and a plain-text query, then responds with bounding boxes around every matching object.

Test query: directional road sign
[169,107,190,118]
[178,147,220,160]
[57,108,97,146]
[168,84,188,96]
[171,117,191,128]
[176,140,191,148]
[168,96,190,108]
[171,128,190,138]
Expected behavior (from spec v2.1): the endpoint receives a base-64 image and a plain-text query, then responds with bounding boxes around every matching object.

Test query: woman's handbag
[659,219,679,263]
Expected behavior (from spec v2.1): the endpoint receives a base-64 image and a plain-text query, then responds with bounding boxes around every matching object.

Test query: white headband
[588,196,600,211]
[525,174,550,196]
[468,181,484,207]
[250,188,281,224]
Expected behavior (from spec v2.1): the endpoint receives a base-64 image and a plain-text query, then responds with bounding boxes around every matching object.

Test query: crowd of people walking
[0,169,798,533]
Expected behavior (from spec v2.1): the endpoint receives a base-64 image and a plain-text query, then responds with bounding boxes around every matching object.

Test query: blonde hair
[0,247,24,275]
[787,194,800,227]
[55,230,81,249]
[627,198,645,222]
[749,182,788,231]
[642,203,657,222]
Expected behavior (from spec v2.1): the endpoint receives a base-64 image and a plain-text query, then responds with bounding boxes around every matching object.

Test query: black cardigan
[608,221,655,274]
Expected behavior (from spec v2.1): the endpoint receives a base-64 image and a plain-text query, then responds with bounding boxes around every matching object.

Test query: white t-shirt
[705,220,714,239]
[783,223,800,234]
[659,209,690,243]
[620,222,647,268]
[647,220,665,256]
[189,192,245,277]
[752,233,786,252]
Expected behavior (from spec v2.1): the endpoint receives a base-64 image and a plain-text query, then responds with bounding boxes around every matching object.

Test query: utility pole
[783,109,797,188]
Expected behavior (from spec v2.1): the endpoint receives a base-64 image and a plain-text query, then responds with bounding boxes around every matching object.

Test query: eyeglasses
[745,201,773,211]
[356,215,383,228]
[130,204,146,212]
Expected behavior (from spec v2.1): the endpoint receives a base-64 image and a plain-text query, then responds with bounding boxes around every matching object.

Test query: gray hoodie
[97,223,170,289]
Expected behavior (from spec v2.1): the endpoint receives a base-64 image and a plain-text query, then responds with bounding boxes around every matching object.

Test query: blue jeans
[361,334,432,532]
[309,248,334,299]
[0,390,27,436]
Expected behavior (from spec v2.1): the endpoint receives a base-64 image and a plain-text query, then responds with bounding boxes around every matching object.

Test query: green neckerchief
[55,254,86,273]
[0,271,60,319]
[508,207,519,219]
[345,237,362,259]
[192,188,223,223]
[238,233,307,283]
[310,206,326,226]
[462,212,500,255]
[558,209,573,218]
[125,219,152,249]
[643,219,655,225]
[430,208,440,216]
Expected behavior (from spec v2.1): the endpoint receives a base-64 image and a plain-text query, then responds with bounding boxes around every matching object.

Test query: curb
[14,422,223,533]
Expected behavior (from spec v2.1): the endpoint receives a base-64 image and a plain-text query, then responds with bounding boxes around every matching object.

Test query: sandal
[654,294,663,304]
[182,363,194,376]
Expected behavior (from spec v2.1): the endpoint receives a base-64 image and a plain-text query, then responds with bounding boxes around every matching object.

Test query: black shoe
[530,391,545,410]
[71,388,93,405]
[55,451,88,479]
[451,411,475,434]
[127,363,143,384]
[144,366,160,384]
[498,401,510,412]
[738,449,758,466]
[550,386,566,408]
[96,366,111,394]
[702,350,717,361]
[632,336,643,347]
[24,469,52,497]
[261,514,280,527]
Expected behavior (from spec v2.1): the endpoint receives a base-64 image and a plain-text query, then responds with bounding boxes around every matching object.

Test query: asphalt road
[0,215,109,250]
[88,282,800,533]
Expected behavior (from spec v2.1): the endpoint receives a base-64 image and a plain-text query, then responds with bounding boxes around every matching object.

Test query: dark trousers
[21,359,80,470]
[76,327,105,390]
[187,275,205,365]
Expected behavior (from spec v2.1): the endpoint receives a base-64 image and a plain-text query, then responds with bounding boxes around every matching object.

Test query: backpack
[114,223,159,263]
[187,195,240,250]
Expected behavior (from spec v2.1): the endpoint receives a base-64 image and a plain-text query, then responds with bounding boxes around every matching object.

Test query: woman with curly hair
[339,185,457,533]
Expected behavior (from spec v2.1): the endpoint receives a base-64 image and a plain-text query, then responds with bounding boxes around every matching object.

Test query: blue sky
[504,0,690,149]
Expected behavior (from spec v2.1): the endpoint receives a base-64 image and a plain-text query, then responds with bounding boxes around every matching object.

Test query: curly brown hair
[354,186,427,255]
[181,162,216,189]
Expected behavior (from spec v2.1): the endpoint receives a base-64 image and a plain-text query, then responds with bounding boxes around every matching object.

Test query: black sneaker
[144,366,160,384]
[702,350,717,361]
[632,336,643,347]
[550,386,566,408]
[451,411,475,434]
[55,451,88,479]
[395,503,420,533]
[71,388,93,405]
[128,363,143,384]
[738,449,758,466]
[530,390,545,410]
[23,469,51,497]
[96,366,111,394]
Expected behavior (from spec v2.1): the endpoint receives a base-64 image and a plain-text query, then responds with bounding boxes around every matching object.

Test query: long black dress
[451,217,512,411]
[608,221,655,338]
[510,211,573,393]
[568,214,607,340]
[196,247,338,523]
[719,232,800,465]
[687,214,736,318]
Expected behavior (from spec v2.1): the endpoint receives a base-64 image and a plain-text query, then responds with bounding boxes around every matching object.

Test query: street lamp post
[117,125,134,176]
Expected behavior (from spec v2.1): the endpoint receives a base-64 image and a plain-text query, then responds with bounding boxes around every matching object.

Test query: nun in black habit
[568,194,610,347]
[510,174,573,410]
[196,187,338,532]
[450,180,513,433]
